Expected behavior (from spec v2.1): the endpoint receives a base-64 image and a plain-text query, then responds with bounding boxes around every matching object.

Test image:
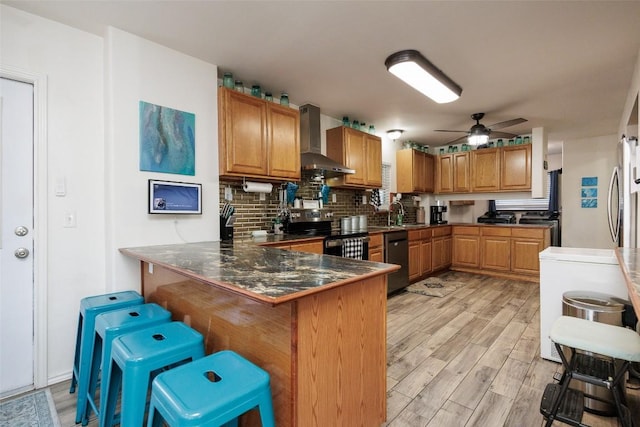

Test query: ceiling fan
[435,113,527,146]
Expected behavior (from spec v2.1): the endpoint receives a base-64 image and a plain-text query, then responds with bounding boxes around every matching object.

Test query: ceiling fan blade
[487,118,527,130]
[489,131,518,139]
[434,129,468,133]
[444,134,468,144]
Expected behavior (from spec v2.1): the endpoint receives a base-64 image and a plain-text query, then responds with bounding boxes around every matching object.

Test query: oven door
[324,236,369,260]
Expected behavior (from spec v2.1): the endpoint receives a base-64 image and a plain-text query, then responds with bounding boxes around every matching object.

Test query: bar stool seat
[83,303,172,425]
[71,290,144,424]
[101,321,204,427]
[540,316,640,427]
[146,350,276,427]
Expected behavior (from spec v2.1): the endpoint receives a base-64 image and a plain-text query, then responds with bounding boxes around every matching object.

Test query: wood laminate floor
[45,272,639,426]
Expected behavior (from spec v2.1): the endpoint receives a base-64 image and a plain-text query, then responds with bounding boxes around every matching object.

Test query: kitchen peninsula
[120,241,399,427]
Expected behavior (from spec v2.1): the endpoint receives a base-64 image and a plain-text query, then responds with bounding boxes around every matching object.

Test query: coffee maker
[430,205,448,225]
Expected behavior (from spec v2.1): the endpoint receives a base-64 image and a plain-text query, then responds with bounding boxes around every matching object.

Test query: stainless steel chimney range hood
[299,104,355,177]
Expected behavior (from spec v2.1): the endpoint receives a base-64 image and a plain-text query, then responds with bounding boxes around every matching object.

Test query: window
[381,162,391,208]
[494,176,551,211]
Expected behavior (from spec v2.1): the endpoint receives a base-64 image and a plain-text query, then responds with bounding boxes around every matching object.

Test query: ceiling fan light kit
[385,49,462,104]
[387,129,404,140]
[436,112,528,146]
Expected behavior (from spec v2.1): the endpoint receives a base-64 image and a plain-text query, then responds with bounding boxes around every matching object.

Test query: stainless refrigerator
[607,135,638,247]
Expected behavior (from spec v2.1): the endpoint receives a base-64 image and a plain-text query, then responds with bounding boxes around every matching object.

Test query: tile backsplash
[219,179,417,238]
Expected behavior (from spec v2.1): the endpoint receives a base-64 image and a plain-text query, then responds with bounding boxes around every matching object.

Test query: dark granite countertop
[120,241,399,305]
[614,248,640,318]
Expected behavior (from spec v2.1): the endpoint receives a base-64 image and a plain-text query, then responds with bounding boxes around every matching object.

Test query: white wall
[562,134,618,248]
[105,28,219,293]
[1,6,220,384]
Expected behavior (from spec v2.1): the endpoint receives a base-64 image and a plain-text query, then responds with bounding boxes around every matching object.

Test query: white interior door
[0,77,35,396]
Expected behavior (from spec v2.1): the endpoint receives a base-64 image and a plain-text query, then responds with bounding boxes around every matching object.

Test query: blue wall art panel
[581,176,598,187]
[139,101,195,175]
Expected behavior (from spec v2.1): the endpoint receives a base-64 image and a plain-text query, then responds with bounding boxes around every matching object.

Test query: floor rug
[405,276,466,298]
[0,389,61,427]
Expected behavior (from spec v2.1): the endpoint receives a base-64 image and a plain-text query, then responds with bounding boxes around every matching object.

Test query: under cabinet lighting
[385,50,462,104]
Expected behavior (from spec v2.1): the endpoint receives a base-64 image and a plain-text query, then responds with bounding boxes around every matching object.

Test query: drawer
[432,226,451,237]
[420,229,432,240]
[369,233,383,248]
[512,228,545,239]
[481,227,511,237]
[453,226,480,236]
[408,229,422,241]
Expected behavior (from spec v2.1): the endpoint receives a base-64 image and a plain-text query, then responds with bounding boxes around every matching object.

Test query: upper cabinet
[326,126,382,189]
[471,148,500,192]
[501,145,532,190]
[436,145,531,194]
[436,152,470,194]
[218,87,300,180]
[396,149,435,193]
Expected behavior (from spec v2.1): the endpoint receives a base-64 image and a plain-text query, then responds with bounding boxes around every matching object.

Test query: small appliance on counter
[416,206,426,224]
[477,211,516,224]
[430,205,447,225]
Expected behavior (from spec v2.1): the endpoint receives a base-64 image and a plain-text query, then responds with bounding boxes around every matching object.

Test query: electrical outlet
[362,195,367,204]
[332,193,337,203]
[259,192,266,201]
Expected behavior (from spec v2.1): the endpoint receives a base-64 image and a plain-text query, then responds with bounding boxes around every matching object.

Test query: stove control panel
[288,208,334,222]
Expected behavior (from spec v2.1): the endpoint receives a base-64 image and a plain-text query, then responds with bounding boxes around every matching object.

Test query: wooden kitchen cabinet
[326,126,382,189]
[368,233,384,262]
[480,227,511,271]
[396,149,435,193]
[288,240,324,254]
[436,145,532,194]
[452,226,480,268]
[432,226,452,272]
[471,148,500,192]
[501,144,532,190]
[451,224,550,281]
[436,152,470,193]
[408,239,421,282]
[218,87,300,180]
[511,227,547,275]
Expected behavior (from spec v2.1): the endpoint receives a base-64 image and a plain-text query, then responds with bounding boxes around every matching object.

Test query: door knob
[14,247,29,259]
[14,226,29,236]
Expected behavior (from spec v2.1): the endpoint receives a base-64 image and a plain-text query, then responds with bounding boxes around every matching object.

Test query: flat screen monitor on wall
[148,179,202,214]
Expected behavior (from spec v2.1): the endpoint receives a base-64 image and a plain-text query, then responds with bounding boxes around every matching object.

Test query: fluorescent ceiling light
[385,50,462,104]
[387,129,404,140]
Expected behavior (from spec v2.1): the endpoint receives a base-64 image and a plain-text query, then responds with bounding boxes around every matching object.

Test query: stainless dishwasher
[384,230,409,294]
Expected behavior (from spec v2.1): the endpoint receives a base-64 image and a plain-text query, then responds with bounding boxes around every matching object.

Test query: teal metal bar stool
[540,316,640,427]
[83,303,172,425]
[146,350,276,427]
[70,290,144,424]
[101,321,205,427]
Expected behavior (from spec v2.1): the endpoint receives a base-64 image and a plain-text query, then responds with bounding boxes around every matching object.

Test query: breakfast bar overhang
[120,241,399,427]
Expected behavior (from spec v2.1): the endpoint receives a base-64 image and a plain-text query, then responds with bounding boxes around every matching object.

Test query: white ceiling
[5,1,640,152]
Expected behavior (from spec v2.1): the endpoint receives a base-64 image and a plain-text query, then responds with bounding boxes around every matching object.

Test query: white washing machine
[539,247,630,362]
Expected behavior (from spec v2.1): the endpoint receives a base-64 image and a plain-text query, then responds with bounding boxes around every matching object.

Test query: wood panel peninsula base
[120,242,399,427]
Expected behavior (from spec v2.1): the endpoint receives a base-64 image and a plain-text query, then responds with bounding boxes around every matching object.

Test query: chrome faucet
[388,200,406,226]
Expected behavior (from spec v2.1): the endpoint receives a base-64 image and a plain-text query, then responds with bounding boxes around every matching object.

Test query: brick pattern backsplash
[219,179,417,238]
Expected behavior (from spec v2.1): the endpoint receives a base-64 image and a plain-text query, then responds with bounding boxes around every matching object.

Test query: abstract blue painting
[139,101,195,175]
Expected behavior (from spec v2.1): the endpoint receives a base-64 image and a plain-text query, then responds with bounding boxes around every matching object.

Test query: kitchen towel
[370,189,382,210]
[342,238,364,260]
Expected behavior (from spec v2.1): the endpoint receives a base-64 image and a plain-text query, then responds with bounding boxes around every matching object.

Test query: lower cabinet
[369,233,384,262]
[261,239,324,254]
[480,228,511,271]
[452,227,480,268]
[452,225,550,281]
[511,229,546,275]
[408,226,451,283]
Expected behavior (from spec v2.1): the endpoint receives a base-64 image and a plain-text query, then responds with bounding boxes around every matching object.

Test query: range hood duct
[300,104,355,176]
